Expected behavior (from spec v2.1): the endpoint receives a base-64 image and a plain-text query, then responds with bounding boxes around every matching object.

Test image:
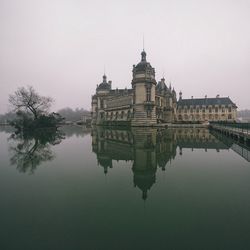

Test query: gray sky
[1,0,250,113]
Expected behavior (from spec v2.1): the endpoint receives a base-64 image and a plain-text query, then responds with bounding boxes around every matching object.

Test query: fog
[1,0,250,113]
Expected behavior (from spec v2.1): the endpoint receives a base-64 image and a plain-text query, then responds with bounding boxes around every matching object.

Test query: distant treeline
[0,107,90,124]
[0,112,17,124]
[57,107,90,122]
[237,109,250,119]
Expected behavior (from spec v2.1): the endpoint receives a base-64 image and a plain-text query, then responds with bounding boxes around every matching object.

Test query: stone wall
[106,95,133,109]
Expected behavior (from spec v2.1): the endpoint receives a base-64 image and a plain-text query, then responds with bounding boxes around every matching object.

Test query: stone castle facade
[91,50,237,126]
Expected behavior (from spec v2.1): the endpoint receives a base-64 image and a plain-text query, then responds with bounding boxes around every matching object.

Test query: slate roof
[156,80,167,91]
[178,97,237,107]
[97,82,111,91]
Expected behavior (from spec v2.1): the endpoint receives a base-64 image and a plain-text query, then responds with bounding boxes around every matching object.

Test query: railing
[210,122,250,135]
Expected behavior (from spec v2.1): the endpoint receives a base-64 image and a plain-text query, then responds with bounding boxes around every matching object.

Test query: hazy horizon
[1,0,250,114]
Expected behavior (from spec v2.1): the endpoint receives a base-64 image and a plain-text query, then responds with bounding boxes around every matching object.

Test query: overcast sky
[0,0,250,113]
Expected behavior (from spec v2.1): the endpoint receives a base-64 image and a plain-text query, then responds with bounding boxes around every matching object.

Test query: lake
[0,126,250,250]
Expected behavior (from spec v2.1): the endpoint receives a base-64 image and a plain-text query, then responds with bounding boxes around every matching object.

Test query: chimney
[191,96,193,99]
[216,94,220,98]
[205,95,207,99]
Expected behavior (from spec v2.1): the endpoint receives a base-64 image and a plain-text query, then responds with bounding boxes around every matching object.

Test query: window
[100,99,104,109]
[146,85,151,102]
[228,107,232,112]
[215,107,218,113]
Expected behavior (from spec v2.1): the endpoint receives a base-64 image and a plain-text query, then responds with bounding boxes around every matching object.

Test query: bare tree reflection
[9,129,65,174]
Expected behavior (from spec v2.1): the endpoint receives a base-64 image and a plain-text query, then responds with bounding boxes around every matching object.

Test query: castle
[91,50,237,126]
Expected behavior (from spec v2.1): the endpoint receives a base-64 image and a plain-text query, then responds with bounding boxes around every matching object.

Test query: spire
[143,34,145,51]
[102,74,107,83]
[142,190,148,200]
[141,34,147,62]
[141,50,147,62]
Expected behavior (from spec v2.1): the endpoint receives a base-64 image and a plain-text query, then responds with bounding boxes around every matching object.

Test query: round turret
[132,50,156,85]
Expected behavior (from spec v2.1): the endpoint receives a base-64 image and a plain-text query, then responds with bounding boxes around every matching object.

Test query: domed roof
[133,168,156,200]
[96,74,111,91]
[133,50,154,72]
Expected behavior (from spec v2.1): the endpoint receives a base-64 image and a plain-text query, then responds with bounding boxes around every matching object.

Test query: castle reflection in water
[91,127,231,200]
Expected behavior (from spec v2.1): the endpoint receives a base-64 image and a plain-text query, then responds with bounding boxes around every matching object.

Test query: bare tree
[9,86,53,120]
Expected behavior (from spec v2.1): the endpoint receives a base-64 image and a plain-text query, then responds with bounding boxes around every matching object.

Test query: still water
[0,126,250,250]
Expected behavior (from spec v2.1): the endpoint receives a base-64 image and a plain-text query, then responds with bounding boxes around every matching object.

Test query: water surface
[0,126,250,250]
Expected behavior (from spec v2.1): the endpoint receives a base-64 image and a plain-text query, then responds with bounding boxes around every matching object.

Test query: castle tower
[94,74,112,125]
[131,50,157,126]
